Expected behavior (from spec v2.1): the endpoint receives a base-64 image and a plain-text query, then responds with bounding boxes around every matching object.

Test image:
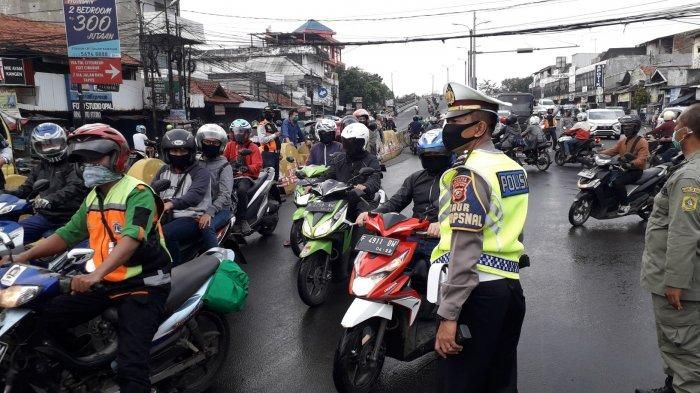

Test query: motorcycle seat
[165,254,220,314]
[634,167,663,185]
[247,170,270,199]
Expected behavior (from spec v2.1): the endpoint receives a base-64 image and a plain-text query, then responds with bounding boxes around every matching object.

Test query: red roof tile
[190,79,243,104]
[0,14,139,66]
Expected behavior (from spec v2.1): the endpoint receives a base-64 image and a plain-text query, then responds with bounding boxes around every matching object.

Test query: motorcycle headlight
[372,250,410,275]
[0,205,15,215]
[296,193,311,206]
[302,219,312,237]
[352,272,389,297]
[314,219,334,237]
[333,206,347,221]
[0,286,40,308]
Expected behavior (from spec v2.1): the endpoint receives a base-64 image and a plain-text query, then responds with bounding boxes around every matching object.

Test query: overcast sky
[180,0,699,96]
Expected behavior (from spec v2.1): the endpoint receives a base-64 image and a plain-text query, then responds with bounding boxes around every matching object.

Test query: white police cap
[443,82,511,119]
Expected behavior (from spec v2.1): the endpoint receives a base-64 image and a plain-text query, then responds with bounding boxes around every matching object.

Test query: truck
[497,92,535,130]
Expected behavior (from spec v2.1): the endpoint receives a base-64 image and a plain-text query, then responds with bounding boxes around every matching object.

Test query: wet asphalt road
[210,105,663,393]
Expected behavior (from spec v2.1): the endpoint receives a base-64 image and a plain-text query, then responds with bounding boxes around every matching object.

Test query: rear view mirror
[240,149,252,156]
[67,248,94,266]
[151,179,171,193]
[33,179,50,193]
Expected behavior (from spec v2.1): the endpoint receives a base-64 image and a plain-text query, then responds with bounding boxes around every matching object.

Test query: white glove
[32,197,51,209]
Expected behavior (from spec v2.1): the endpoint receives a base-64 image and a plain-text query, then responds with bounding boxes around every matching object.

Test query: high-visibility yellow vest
[430,149,529,279]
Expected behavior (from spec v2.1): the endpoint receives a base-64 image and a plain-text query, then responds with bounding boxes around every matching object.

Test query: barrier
[4,174,26,192]
[127,158,165,184]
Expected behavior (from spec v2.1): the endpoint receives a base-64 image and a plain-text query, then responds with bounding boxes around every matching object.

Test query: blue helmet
[32,122,67,162]
[136,124,146,134]
[417,128,448,156]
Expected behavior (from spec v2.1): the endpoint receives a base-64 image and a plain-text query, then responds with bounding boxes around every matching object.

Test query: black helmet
[162,129,196,165]
[506,114,518,126]
[340,115,358,131]
[413,116,419,121]
[619,115,642,137]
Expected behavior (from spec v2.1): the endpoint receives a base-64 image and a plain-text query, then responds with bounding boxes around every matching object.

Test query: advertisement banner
[0,88,20,117]
[69,88,113,120]
[594,64,605,88]
[69,58,122,84]
[0,59,26,85]
[63,0,121,58]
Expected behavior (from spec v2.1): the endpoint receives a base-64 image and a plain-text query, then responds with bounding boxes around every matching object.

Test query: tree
[501,76,533,93]
[478,80,501,96]
[338,66,394,111]
[631,84,650,111]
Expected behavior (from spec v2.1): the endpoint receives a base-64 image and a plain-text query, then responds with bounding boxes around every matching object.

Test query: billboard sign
[69,58,122,84]
[63,0,121,58]
[594,64,605,88]
[69,88,113,120]
[0,59,26,85]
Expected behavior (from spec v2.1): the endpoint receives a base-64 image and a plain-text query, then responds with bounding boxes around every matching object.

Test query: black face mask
[622,125,638,138]
[421,155,451,174]
[319,132,335,144]
[442,121,481,153]
[201,144,220,158]
[342,138,365,158]
[169,153,191,170]
[265,113,273,121]
[234,133,247,144]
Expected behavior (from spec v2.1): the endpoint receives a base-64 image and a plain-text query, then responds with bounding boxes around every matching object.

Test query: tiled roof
[0,14,139,65]
[190,79,243,104]
[294,19,334,35]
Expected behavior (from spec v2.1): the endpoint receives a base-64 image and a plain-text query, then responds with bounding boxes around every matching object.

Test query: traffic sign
[318,86,328,98]
[69,58,122,84]
[63,0,121,58]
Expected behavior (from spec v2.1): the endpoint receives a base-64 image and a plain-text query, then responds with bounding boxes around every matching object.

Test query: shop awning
[668,92,695,106]
[238,101,269,109]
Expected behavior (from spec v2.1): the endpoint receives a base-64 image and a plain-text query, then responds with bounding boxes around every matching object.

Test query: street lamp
[453,19,490,88]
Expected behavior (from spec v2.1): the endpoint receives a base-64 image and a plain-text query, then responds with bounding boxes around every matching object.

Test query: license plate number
[355,234,399,256]
[578,169,596,179]
[307,201,335,213]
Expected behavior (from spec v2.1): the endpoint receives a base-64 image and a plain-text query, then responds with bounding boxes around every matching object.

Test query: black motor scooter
[568,154,671,226]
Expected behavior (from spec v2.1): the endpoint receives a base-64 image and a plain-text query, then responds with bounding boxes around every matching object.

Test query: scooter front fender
[292,207,306,221]
[0,309,30,338]
[341,298,393,328]
[299,239,332,258]
[573,190,594,202]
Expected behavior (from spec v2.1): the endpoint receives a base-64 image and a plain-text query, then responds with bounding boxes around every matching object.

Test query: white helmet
[576,112,587,121]
[528,116,540,125]
[315,118,337,134]
[340,122,370,150]
[663,110,676,121]
[196,123,228,153]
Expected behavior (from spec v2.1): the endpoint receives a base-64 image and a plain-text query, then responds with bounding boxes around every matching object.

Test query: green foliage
[501,76,533,93]
[338,67,394,111]
[631,86,650,110]
[478,80,501,96]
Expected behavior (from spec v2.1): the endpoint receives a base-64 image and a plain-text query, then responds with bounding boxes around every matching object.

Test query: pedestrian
[282,109,304,147]
[432,81,528,393]
[637,103,700,393]
[255,107,282,180]
[543,108,557,143]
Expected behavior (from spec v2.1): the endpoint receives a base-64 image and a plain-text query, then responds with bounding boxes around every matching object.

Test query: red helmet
[67,123,130,173]
[353,108,370,119]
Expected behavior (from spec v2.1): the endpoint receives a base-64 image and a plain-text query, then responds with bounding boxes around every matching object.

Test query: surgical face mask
[293,115,299,121]
[420,155,451,175]
[82,164,122,188]
[442,121,481,153]
[672,128,693,150]
[342,138,365,158]
[168,153,191,170]
[201,144,220,158]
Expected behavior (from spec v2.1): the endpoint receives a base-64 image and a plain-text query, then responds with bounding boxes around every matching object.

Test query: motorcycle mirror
[380,164,387,172]
[151,179,171,193]
[32,179,50,193]
[295,170,307,179]
[240,149,252,156]
[286,156,295,163]
[66,248,94,265]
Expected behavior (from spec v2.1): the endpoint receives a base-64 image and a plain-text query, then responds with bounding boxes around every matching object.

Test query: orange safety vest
[258,120,279,152]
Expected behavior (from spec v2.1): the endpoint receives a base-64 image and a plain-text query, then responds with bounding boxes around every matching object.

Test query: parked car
[534,98,557,114]
[587,109,622,139]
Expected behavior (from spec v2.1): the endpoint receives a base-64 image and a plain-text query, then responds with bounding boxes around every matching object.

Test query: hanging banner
[0,59,26,85]
[0,88,20,117]
[63,0,121,58]
[594,64,605,88]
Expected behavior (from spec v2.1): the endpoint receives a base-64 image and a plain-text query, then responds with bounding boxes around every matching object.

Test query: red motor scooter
[332,212,437,393]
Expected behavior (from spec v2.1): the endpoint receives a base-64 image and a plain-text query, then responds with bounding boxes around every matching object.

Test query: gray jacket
[641,151,700,301]
[200,156,233,216]
[155,164,212,219]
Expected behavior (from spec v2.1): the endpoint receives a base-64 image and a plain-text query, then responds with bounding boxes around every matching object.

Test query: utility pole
[164,5,176,110]
[464,60,467,85]
[471,12,477,88]
[391,72,394,96]
[446,66,450,84]
[431,74,435,95]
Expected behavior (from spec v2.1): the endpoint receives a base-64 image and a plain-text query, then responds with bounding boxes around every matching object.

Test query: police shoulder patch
[450,174,487,232]
[497,170,529,197]
[681,186,700,194]
[682,194,698,212]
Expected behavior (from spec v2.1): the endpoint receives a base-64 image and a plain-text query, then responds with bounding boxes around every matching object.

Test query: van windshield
[588,111,619,120]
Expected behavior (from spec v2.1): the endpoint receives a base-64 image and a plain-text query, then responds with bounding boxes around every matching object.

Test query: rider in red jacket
[224,119,263,233]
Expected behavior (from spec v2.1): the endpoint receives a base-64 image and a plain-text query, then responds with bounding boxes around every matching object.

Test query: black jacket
[375,169,440,222]
[324,151,382,198]
[8,159,88,223]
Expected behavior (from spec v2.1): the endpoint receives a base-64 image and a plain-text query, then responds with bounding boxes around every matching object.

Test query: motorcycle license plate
[307,201,336,213]
[355,234,400,256]
[578,169,596,179]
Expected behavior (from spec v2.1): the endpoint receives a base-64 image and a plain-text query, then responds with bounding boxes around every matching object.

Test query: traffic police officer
[432,82,528,393]
[638,103,700,393]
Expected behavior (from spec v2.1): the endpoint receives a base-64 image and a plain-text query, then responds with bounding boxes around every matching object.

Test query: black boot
[635,375,674,393]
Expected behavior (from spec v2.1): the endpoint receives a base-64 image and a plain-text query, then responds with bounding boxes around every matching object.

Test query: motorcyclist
[599,115,650,215]
[224,119,262,234]
[356,128,449,260]
[543,107,558,142]
[324,122,382,220]
[154,128,212,266]
[521,115,546,151]
[562,113,594,159]
[196,124,234,251]
[497,114,523,150]
[425,116,442,131]
[12,123,171,393]
[408,115,424,136]
[255,108,282,179]
[8,123,88,243]
[308,118,343,165]
[560,110,575,131]
[132,124,154,154]
[647,110,678,161]
[354,109,383,155]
